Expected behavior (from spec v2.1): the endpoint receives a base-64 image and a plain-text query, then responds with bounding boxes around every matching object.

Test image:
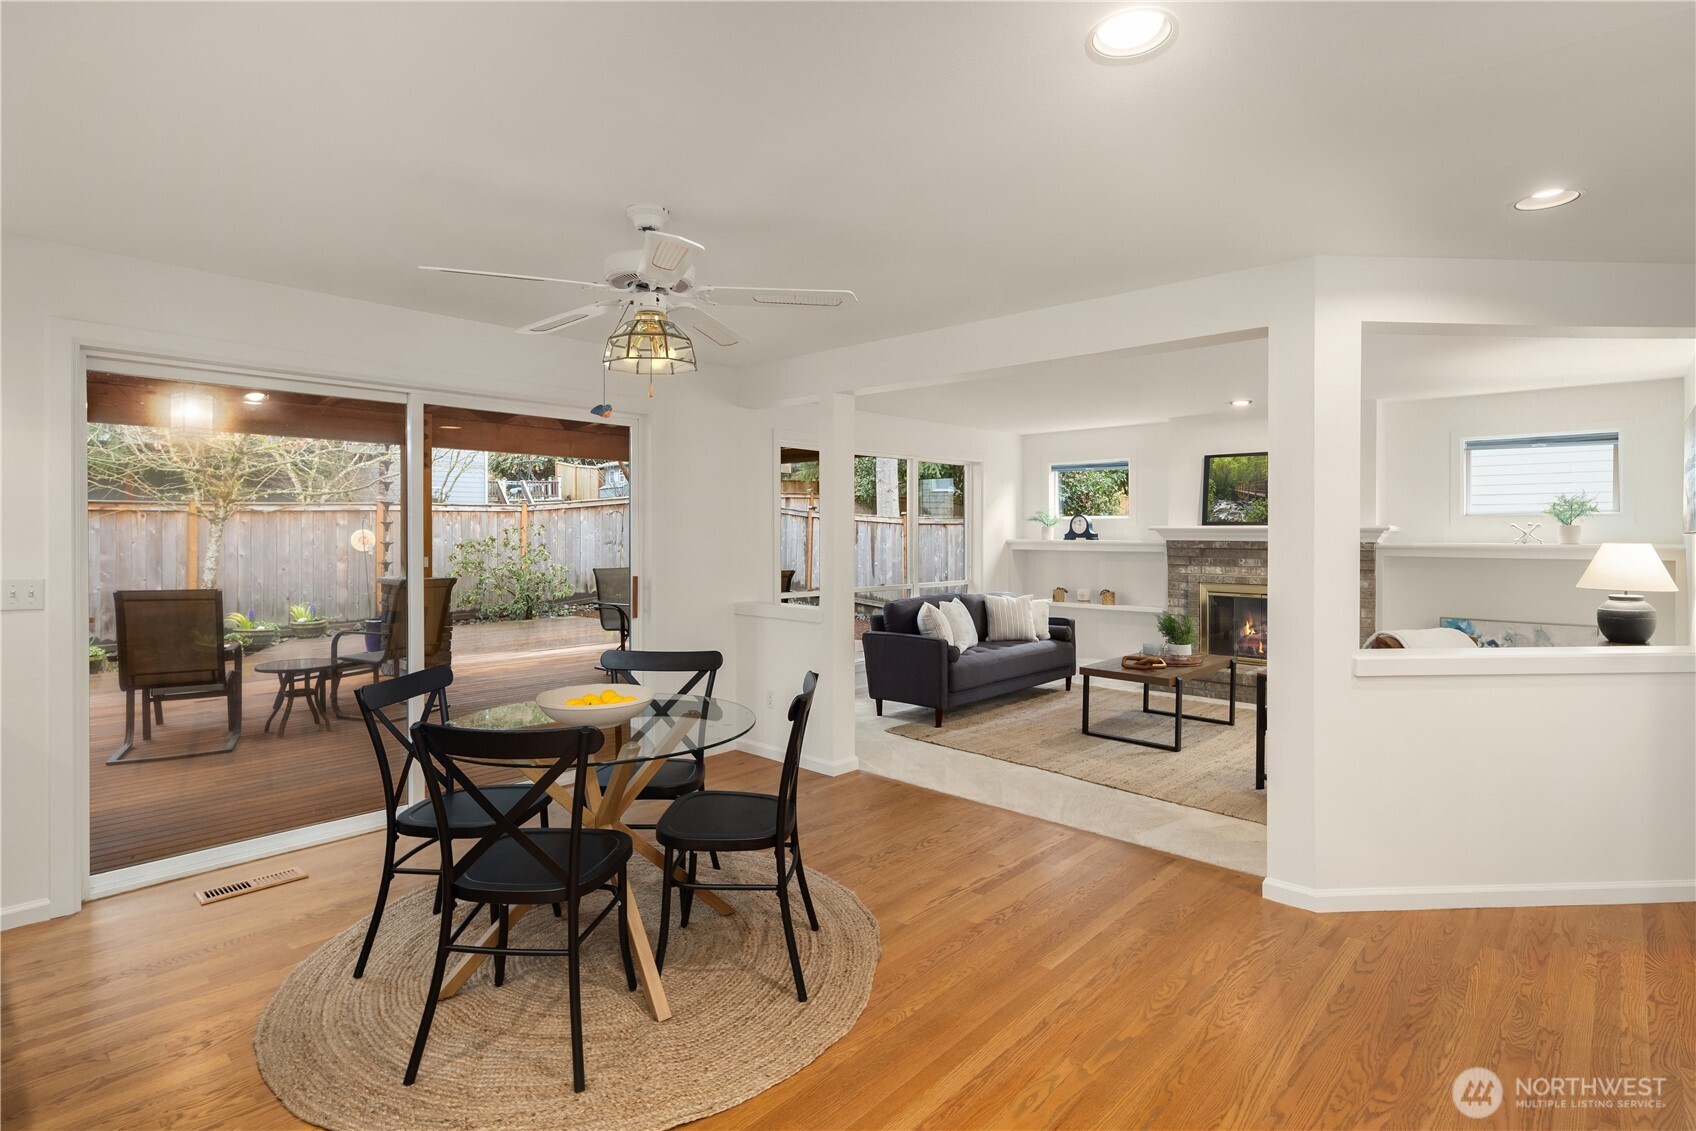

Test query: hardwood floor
[88,622,612,872]
[6,753,1691,1129]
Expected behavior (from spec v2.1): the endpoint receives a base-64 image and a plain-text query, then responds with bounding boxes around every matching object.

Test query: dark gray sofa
[863,594,1076,727]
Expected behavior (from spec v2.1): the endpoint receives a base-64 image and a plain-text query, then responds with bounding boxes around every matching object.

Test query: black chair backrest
[113,590,231,692]
[413,722,604,901]
[597,649,724,761]
[778,672,820,838]
[355,666,452,816]
[594,567,631,634]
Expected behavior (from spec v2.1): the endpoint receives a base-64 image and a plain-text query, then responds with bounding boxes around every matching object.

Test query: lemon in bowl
[535,683,655,727]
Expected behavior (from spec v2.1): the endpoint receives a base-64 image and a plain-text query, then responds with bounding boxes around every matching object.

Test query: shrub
[449,525,574,621]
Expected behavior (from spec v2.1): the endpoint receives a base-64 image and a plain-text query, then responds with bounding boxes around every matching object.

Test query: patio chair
[593,567,632,652]
[108,590,243,764]
[331,577,456,719]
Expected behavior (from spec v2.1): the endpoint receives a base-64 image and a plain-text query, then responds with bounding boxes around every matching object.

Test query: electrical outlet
[3,578,45,611]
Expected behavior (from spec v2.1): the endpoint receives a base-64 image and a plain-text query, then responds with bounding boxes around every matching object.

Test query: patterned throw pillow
[916,601,955,646]
[985,593,1037,641]
[939,598,980,651]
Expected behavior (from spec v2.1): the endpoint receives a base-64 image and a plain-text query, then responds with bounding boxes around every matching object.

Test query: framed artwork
[1683,405,1695,535]
[1440,616,1602,648]
[1201,452,1269,526]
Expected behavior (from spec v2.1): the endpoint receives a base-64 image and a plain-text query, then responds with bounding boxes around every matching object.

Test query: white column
[814,392,859,771]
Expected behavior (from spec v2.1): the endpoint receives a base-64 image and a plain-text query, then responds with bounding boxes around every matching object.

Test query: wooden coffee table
[1080,654,1238,751]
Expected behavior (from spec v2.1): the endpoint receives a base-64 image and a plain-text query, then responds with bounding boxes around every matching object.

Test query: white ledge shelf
[1006,539,1165,553]
[1354,645,1694,677]
[1150,525,1396,543]
[1377,542,1685,561]
[1049,601,1163,615]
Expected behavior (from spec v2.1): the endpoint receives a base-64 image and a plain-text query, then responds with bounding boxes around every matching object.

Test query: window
[1052,460,1129,517]
[915,460,968,597]
[777,447,820,602]
[1463,432,1619,516]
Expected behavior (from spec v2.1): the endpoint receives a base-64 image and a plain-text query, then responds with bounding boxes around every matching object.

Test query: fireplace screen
[1198,584,1268,663]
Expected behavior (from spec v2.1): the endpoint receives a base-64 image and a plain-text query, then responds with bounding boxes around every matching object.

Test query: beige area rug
[254,857,878,1131]
[890,686,1265,824]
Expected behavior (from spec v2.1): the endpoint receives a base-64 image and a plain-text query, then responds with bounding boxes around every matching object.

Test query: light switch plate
[3,578,45,611]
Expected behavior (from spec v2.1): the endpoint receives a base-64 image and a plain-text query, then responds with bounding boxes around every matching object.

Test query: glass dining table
[434,693,756,1022]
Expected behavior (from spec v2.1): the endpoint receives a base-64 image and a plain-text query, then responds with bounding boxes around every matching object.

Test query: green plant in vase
[1546,492,1600,545]
[1156,610,1197,657]
[224,609,278,652]
[1028,507,1063,540]
[287,600,329,638]
[88,642,109,674]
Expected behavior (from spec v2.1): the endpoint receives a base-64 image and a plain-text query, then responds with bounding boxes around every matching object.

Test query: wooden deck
[89,618,618,874]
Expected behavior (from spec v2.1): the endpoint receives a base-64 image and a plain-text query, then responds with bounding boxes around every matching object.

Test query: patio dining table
[437,692,755,1022]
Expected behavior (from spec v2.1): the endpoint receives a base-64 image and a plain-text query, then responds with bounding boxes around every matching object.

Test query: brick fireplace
[1159,531,1379,700]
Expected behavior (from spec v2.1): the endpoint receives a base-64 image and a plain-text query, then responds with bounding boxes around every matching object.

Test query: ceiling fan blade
[517,300,623,335]
[693,286,857,309]
[636,231,705,288]
[667,303,742,348]
[420,265,617,295]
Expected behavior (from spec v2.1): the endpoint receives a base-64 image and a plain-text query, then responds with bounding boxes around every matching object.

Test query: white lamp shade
[1575,543,1678,593]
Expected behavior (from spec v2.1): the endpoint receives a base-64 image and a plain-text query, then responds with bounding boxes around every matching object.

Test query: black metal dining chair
[404,721,635,1093]
[655,671,820,1002]
[350,666,553,979]
[599,649,724,861]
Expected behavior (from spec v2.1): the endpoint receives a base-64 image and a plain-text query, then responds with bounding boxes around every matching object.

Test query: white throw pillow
[915,601,955,646]
[985,594,1036,642]
[939,598,979,650]
[1027,596,1052,640]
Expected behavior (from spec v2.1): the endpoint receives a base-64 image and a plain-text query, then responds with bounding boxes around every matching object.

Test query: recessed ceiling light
[242,391,267,404]
[1230,398,1253,407]
[1088,7,1176,61]
[1514,188,1583,211]
[436,423,463,430]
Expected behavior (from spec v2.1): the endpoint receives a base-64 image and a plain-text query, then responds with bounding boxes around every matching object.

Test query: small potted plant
[1029,507,1063,540]
[1546,492,1600,545]
[88,642,109,674]
[288,601,329,638]
[1156,610,1197,657]
[224,610,278,652]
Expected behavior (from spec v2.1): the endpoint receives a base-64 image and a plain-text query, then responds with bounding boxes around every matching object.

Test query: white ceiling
[856,332,1694,434]
[4,2,1693,367]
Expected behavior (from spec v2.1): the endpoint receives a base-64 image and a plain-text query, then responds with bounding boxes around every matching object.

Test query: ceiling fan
[419,203,858,354]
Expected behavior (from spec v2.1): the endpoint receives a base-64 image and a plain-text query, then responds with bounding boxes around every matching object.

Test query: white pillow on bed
[939,598,979,650]
[916,601,955,646]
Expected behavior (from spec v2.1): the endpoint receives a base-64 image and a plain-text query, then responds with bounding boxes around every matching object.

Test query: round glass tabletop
[447,693,755,762]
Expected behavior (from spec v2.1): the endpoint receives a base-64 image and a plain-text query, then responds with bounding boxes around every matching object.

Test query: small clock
[1063,514,1098,540]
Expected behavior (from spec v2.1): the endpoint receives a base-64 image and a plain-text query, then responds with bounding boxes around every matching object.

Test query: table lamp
[1575,543,1678,645]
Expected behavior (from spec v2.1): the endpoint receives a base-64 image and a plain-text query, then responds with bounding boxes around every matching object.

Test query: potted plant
[287,601,329,638]
[1156,610,1197,657]
[1029,507,1063,540]
[88,643,109,674]
[1546,492,1600,544]
[224,610,278,652]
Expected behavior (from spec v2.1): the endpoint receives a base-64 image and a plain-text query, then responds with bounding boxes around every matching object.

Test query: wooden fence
[780,509,966,593]
[87,500,629,641]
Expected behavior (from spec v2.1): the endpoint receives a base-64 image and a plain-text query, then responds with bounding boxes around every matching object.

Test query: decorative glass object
[603,307,697,392]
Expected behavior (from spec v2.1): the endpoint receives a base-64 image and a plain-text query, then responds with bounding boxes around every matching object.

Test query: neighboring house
[431,449,489,504]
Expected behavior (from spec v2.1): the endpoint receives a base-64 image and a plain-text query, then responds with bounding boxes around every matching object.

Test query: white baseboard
[1,898,54,932]
[1263,876,1696,912]
[87,810,389,900]
[737,739,858,777]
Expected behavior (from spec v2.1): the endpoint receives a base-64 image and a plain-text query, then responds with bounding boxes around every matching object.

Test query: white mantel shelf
[1354,645,1695,677]
[1377,542,1685,561]
[1150,525,1397,543]
[1049,602,1163,615]
[1005,539,1165,553]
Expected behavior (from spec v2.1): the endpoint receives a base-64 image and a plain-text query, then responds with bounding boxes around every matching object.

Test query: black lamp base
[1596,593,1657,646]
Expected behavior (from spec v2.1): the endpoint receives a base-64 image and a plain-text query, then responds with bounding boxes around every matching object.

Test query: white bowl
[535,684,654,728]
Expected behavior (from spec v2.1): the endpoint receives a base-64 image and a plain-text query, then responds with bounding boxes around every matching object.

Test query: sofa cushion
[950,640,1070,691]
[984,594,1036,641]
[916,602,954,645]
[882,593,988,638]
[939,598,979,650]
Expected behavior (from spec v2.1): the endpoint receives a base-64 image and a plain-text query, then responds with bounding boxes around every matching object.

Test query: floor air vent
[194,867,308,905]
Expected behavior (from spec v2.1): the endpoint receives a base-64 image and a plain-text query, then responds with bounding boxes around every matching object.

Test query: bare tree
[87,425,393,589]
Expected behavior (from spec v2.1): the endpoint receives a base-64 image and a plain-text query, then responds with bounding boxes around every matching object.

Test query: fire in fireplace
[1198,583,1268,664]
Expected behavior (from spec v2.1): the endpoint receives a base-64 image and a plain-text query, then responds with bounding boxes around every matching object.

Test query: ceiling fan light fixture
[1088,7,1176,61]
[603,307,698,379]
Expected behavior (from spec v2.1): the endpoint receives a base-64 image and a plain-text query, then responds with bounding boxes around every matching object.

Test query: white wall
[0,236,770,928]
[1380,378,1685,544]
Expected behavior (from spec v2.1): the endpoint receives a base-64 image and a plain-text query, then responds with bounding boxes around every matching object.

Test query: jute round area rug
[254,857,878,1131]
